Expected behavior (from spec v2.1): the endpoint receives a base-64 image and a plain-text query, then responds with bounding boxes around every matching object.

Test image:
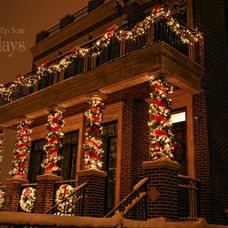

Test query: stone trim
[77,168,107,177]
[142,157,180,171]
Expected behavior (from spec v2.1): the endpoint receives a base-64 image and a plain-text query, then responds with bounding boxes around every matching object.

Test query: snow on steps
[0,212,226,228]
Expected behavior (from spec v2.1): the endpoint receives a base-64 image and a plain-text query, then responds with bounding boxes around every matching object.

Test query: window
[59,130,79,180]
[28,139,45,183]
[28,130,79,182]
[172,109,187,175]
[102,121,118,213]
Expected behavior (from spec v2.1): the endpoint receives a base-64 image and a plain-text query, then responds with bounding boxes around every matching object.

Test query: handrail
[47,182,87,215]
[105,177,148,218]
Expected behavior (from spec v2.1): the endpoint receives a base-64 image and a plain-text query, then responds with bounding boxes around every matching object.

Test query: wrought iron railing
[47,182,87,216]
[178,174,200,220]
[105,177,148,220]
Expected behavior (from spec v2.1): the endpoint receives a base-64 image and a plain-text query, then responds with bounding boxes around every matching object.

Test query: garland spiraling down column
[0,130,5,177]
[148,75,175,160]
[9,120,32,177]
[83,97,105,169]
[41,109,64,173]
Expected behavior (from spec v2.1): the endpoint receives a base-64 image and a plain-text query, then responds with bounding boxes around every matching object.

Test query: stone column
[143,157,180,219]
[77,169,107,217]
[3,177,28,211]
[35,173,62,213]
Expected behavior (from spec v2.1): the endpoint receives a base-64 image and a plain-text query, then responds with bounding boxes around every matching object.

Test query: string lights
[0,4,202,101]
[83,95,105,169]
[41,108,64,174]
[148,75,175,160]
[9,120,32,177]
[0,130,5,177]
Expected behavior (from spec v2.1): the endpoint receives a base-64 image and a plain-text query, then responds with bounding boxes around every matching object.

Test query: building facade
[0,0,227,226]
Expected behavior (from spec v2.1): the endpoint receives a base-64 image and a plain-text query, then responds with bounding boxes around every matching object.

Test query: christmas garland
[9,120,32,177]
[19,187,36,213]
[0,189,5,209]
[148,75,175,160]
[0,130,5,176]
[0,4,202,101]
[84,96,105,169]
[55,184,75,215]
[41,109,64,173]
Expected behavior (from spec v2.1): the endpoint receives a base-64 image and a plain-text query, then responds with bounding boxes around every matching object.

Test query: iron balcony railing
[0,19,203,105]
[178,174,201,220]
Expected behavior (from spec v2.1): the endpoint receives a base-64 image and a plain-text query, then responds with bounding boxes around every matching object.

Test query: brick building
[0,0,227,226]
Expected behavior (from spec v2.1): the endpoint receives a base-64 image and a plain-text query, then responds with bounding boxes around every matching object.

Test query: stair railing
[105,177,148,220]
[46,182,87,216]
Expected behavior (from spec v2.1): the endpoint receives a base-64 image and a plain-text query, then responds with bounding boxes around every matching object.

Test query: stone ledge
[77,168,107,177]
[143,157,180,171]
[36,173,63,181]
[6,177,29,185]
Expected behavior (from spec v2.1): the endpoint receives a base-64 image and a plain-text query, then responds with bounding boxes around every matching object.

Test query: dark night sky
[0,0,88,83]
[0,0,88,183]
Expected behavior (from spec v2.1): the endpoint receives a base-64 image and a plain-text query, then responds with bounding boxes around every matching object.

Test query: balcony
[0,16,203,127]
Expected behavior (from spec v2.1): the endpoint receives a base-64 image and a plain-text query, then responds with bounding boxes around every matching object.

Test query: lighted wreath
[20,187,36,213]
[55,184,75,215]
[0,189,5,209]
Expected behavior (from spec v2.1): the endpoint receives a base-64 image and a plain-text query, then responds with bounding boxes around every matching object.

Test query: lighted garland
[0,189,5,209]
[83,96,105,169]
[148,75,175,160]
[0,130,5,176]
[9,120,32,177]
[55,184,75,215]
[19,187,36,213]
[0,4,202,101]
[41,109,64,173]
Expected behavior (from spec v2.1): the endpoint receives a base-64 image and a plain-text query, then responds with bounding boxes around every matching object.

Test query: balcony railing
[0,16,203,105]
[178,174,201,220]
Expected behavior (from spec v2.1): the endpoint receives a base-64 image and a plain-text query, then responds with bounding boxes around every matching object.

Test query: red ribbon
[152,100,167,108]
[19,133,29,137]
[15,153,26,160]
[48,136,60,144]
[154,129,167,137]
[45,162,56,172]
[153,114,166,122]
[88,139,99,148]
[52,115,61,123]
[154,83,167,94]
[16,142,27,149]
[15,171,23,177]
[47,148,58,155]
[50,126,60,132]
[92,115,100,123]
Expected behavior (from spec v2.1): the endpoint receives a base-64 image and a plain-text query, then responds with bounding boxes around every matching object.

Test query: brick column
[35,173,62,213]
[143,157,180,219]
[77,169,107,217]
[3,177,28,211]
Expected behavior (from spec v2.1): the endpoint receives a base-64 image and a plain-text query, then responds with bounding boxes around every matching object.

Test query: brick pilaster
[35,173,62,213]
[143,157,180,219]
[3,177,28,211]
[77,169,107,217]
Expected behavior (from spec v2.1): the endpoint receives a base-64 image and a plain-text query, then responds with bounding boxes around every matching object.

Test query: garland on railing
[148,75,175,160]
[41,108,64,173]
[0,4,202,101]
[0,130,5,177]
[9,120,32,177]
[83,96,105,169]
[55,184,75,215]
[19,187,36,213]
